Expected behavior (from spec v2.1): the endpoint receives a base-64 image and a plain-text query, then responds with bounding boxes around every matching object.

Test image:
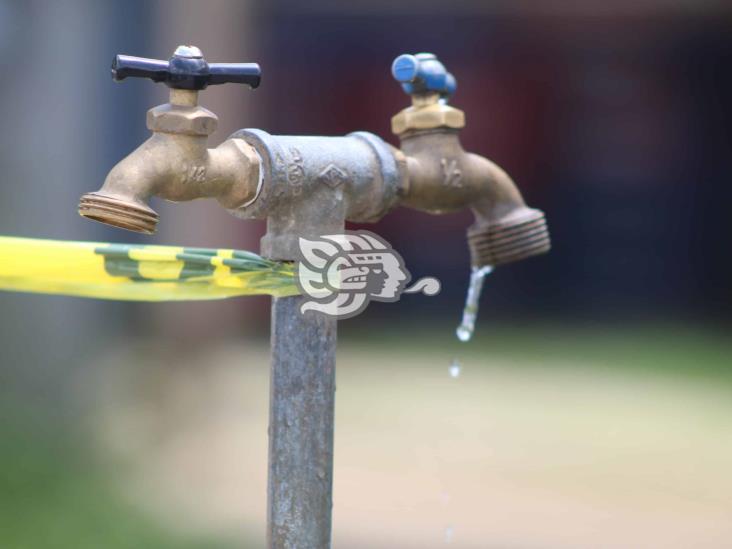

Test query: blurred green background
[1,0,731,547]
[3,326,731,547]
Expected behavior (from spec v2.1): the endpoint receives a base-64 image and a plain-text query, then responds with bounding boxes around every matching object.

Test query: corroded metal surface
[231,129,403,261]
[269,295,336,549]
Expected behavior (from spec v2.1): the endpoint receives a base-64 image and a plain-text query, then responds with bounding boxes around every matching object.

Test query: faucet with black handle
[79,45,550,549]
[79,45,263,234]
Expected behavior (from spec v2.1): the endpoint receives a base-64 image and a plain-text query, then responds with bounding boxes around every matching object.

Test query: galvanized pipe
[268,295,337,548]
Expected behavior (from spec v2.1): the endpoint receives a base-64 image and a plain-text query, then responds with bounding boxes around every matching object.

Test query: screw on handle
[111,45,261,91]
[391,53,456,99]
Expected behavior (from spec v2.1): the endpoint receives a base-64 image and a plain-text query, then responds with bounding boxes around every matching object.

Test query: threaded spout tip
[78,192,159,234]
[467,209,550,267]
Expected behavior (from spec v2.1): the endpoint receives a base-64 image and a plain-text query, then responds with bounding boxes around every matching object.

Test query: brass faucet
[80,46,549,267]
[77,45,551,549]
[391,53,549,267]
[79,45,262,234]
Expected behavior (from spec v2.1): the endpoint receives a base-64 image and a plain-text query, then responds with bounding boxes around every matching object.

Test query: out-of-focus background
[1,1,731,547]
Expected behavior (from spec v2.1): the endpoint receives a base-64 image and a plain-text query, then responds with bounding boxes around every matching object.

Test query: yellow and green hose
[0,236,300,301]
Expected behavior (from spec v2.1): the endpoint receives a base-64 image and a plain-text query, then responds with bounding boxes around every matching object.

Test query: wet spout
[390,53,550,269]
[397,129,550,267]
[466,155,550,267]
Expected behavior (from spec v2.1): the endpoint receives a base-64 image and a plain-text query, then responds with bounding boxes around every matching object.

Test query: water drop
[448,359,461,378]
[455,265,493,342]
[444,525,454,544]
[456,325,471,342]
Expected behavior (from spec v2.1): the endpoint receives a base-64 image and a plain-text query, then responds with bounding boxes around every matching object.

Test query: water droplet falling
[448,359,461,378]
[456,265,493,342]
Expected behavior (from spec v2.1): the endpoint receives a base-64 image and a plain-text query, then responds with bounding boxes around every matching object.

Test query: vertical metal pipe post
[268,295,337,548]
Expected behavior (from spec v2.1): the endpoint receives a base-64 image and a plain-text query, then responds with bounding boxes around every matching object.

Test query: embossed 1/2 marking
[441,158,462,188]
[183,164,206,184]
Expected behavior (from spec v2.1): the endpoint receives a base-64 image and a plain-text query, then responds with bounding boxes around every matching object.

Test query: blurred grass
[1,321,730,547]
[344,320,732,383]
[0,407,236,549]
[91,321,731,548]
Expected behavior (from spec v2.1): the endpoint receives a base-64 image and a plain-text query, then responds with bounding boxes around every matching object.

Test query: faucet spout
[389,53,549,268]
[79,134,170,234]
[397,128,549,267]
[79,90,260,234]
[466,155,550,267]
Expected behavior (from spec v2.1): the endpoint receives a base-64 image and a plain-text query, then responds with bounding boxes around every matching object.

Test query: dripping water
[456,265,493,342]
[440,268,494,543]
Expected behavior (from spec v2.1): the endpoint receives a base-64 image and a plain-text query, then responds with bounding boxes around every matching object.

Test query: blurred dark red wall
[251,4,732,322]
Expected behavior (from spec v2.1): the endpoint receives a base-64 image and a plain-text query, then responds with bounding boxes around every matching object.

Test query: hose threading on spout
[467,210,550,267]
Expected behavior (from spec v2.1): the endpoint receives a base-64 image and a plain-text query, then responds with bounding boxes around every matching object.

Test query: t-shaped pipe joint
[225,129,404,260]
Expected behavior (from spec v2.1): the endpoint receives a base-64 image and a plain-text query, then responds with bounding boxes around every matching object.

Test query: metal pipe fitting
[229,129,405,260]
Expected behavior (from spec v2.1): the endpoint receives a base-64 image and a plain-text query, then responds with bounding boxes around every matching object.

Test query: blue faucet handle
[391,53,457,100]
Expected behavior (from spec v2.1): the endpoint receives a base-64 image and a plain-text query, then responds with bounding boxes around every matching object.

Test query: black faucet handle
[111,45,261,91]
